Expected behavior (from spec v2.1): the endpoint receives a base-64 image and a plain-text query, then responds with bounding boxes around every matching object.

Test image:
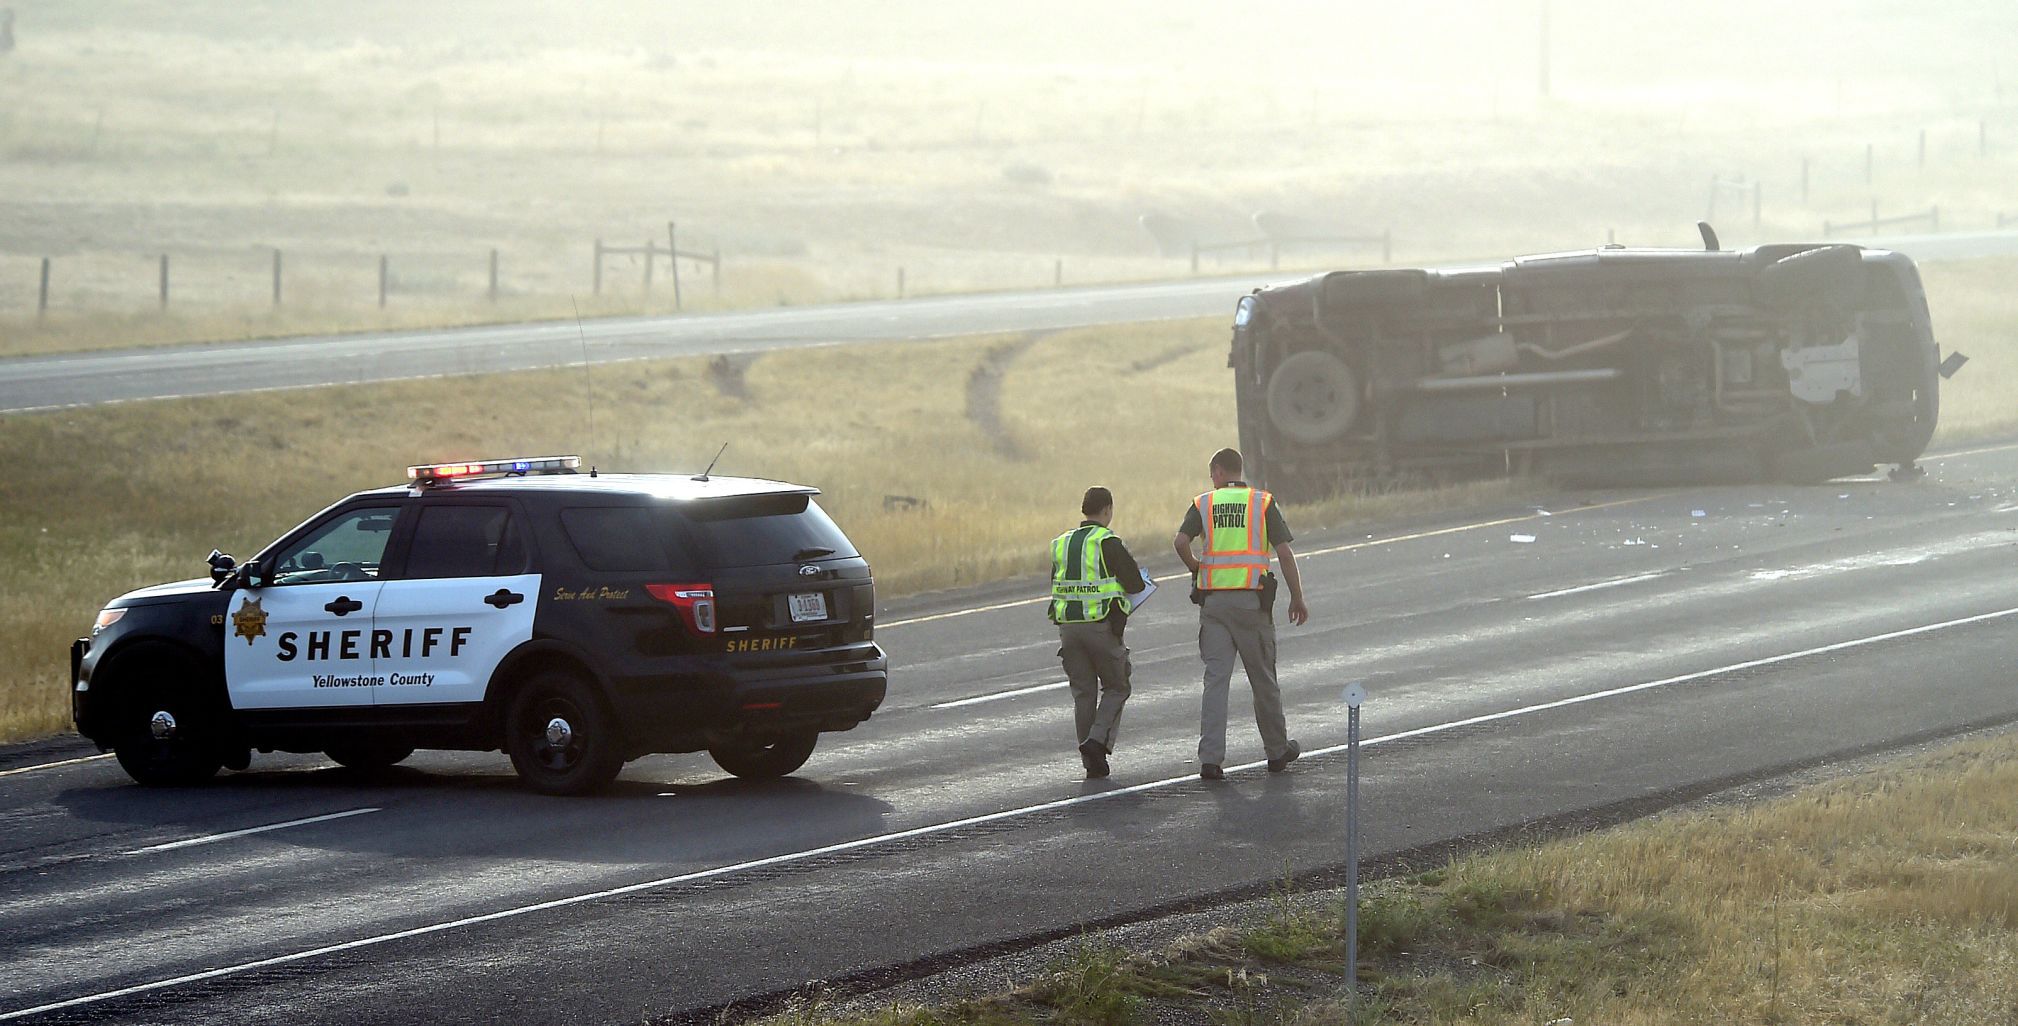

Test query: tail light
[646,583,716,635]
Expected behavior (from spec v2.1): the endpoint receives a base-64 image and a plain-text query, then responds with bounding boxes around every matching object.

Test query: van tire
[1266,350,1360,445]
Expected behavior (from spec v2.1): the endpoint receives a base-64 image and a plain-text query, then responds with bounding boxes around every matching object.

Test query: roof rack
[407,455,582,487]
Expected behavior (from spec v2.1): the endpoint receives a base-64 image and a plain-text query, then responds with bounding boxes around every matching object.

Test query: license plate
[788,592,828,623]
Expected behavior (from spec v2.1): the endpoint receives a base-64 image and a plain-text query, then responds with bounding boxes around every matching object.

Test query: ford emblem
[798,565,821,576]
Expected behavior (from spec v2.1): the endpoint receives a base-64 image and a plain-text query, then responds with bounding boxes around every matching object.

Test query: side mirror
[207,549,237,584]
[234,559,266,590]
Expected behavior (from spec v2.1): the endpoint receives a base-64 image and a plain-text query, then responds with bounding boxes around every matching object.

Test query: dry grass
[4,2,2017,354]
[762,733,2018,1026]
[1920,257,2018,440]
[0,317,1262,741]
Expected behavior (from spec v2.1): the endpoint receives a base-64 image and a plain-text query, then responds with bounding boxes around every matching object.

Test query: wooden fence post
[488,248,499,303]
[159,254,169,310]
[37,257,50,319]
[666,221,683,311]
[593,239,603,295]
[643,238,656,294]
[378,255,389,308]
[273,250,283,306]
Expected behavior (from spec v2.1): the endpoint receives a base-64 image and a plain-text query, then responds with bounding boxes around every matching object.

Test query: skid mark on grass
[1126,339,1211,375]
[965,331,1048,460]
[706,353,754,399]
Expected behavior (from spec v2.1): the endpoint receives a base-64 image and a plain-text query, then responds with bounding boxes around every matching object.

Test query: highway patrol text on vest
[1194,486,1271,590]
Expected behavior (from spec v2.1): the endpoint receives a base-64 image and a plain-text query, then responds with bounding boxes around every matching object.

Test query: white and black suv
[71,456,887,795]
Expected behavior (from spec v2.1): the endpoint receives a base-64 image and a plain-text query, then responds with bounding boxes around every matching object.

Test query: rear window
[560,507,670,572]
[676,494,858,568]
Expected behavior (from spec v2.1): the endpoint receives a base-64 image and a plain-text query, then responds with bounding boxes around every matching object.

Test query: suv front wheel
[504,670,624,795]
[709,731,818,779]
[108,645,225,787]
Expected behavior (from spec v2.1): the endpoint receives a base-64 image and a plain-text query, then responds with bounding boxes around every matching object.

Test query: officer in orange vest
[1173,448,1308,780]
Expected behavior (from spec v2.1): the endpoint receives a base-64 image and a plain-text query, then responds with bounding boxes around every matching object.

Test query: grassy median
[756,732,2018,1026]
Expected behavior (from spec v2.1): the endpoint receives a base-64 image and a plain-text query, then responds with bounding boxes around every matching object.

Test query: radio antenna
[695,442,729,482]
[571,295,598,463]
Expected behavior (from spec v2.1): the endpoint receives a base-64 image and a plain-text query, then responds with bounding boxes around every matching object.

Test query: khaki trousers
[1197,589,1290,765]
[1057,620,1131,750]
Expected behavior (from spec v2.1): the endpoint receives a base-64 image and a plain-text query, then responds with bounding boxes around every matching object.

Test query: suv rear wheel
[505,670,624,795]
[709,731,818,779]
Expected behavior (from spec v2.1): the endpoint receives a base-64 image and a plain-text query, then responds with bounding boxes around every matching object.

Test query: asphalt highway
[5,440,2018,1024]
[3,229,2016,414]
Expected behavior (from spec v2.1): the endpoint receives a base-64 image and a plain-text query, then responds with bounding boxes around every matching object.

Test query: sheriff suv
[71,456,887,795]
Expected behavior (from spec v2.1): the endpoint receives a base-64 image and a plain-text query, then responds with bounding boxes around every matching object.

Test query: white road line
[931,680,1069,710]
[123,808,381,856]
[9,601,2015,1023]
[0,753,112,778]
[1525,572,1668,601]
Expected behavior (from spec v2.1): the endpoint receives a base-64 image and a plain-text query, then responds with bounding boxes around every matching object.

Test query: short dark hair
[1210,448,1243,475]
[1081,486,1114,518]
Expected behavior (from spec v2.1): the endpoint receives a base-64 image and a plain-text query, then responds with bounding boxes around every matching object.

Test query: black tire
[504,671,624,796]
[108,646,224,787]
[1265,350,1360,445]
[708,731,819,780]
[324,742,415,772]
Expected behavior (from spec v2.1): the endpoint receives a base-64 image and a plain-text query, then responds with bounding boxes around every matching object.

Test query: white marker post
[1340,681,1366,1009]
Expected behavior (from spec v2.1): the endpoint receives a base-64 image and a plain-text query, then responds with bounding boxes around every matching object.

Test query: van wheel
[709,731,818,779]
[109,649,223,787]
[505,671,624,796]
[325,743,415,772]
[1266,350,1360,445]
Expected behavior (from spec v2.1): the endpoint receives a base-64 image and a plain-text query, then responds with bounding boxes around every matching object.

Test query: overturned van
[1230,229,1963,498]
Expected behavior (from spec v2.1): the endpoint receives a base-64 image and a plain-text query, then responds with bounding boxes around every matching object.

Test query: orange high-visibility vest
[1194,486,1271,590]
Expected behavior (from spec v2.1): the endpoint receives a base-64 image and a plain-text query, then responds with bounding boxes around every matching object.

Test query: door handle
[324,596,363,616]
[484,589,525,609]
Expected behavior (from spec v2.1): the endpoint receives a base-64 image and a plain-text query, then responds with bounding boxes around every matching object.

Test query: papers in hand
[1127,570,1157,611]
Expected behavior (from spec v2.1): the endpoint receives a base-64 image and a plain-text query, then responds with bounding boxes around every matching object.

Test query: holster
[1260,572,1280,620]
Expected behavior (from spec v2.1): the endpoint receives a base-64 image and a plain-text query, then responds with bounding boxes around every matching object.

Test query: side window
[269,506,401,586]
[404,505,525,579]
[560,507,669,572]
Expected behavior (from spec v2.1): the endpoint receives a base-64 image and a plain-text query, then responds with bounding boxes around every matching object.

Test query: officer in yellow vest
[1049,486,1147,779]
[1173,448,1308,780]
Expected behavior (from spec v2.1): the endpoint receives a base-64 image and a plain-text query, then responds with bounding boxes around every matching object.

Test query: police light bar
[407,455,582,485]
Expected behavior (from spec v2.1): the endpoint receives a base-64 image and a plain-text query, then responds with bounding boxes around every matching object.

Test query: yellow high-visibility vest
[1194,486,1271,590]
[1050,525,1130,623]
